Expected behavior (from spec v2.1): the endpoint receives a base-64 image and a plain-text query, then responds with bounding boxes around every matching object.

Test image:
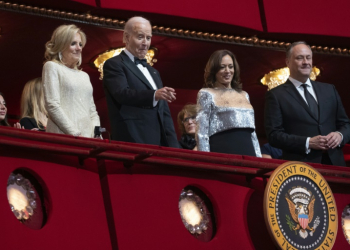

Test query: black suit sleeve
[19,117,38,130]
[103,58,155,107]
[264,90,307,153]
[151,69,180,148]
[333,85,350,145]
[162,100,180,148]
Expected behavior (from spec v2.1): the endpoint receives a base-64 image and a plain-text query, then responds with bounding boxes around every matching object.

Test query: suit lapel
[284,79,318,121]
[311,80,323,122]
[146,64,162,89]
[120,51,154,89]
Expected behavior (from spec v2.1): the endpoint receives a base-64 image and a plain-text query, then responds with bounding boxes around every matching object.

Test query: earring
[78,54,82,66]
[58,52,62,62]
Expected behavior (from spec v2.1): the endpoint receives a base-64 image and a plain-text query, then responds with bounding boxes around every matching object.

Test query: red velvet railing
[1,126,350,249]
[0,126,349,183]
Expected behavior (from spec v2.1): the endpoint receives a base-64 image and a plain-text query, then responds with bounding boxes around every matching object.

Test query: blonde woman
[20,78,48,131]
[43,24,100,138]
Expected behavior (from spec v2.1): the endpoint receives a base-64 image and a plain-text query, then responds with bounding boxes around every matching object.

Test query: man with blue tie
[265,41,350,166]
[103,16,179,147]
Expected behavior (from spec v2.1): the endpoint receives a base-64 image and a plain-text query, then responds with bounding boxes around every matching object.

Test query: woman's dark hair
[0,92,10,126]
[204,50,242,91]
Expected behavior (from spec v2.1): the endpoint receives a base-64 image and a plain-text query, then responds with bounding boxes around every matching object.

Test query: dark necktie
[134,57,147,67]
[301,84,318,120]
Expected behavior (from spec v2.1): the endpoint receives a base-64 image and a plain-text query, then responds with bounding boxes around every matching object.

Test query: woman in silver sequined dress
[196,50,261,157]
[42,24,100,138]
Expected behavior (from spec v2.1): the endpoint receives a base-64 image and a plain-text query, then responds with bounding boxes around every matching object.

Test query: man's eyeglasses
[182,116,196,124]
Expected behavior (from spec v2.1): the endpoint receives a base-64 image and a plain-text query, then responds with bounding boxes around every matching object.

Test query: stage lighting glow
[179,189,209,235]
[94,47,158,80]
[7,173,36,221]
[261,66,320,90]
[342,204,350,245]
[179,199,202,226]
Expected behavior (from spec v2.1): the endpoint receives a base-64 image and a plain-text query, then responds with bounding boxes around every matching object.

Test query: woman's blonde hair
[44,24,86,69]
[20,77,47,130]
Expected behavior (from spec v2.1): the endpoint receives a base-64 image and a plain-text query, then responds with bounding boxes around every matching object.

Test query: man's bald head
[123,17,151,43]
[123,16,152,59]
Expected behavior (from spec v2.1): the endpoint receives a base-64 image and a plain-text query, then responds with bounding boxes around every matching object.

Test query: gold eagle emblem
[285,187,320,239]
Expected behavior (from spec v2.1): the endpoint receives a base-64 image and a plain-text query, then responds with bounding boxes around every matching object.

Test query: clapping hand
[13,122,24,129]
[155,87,176,103]
[309,135,328,150]
[309,132,342,150]
[325,132,342,149]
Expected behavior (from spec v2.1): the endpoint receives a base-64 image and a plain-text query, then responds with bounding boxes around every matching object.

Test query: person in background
[261,143,282,159]
[196,50,261,157]
[43,24,100,138]
[20,77,48,131]
[0,92,23,129]
[177,104,197,150]
[0,92,10,126]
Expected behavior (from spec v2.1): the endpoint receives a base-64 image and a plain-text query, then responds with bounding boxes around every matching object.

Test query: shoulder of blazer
[268,79,293,95]
[310,80,333,88]
[119,50,130,61]
[150,65,159,73]
[146,64,159,75]
[104,51,126,65]
[311,80,336,95]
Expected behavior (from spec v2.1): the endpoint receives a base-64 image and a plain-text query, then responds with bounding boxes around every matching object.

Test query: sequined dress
[43,61,100,138]
[196,88,261,157]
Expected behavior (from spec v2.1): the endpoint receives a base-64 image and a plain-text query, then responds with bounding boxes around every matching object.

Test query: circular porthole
[6,170,48,229]
[342,204,350,245]
[178,186,216,242]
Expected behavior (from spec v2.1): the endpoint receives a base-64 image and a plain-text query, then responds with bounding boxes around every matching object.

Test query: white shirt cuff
[153,91,158,107]
[336,131,343,147]
[305,137,311,154]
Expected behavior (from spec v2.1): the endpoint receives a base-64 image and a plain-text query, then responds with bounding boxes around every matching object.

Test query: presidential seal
[264,162,338,250]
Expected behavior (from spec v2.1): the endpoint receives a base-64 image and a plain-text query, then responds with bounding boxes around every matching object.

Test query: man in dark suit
[265,41,350,166]
[103,16,179,147]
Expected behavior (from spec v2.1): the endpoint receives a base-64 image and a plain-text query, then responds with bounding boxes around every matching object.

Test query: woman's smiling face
[0,95,7,122]
[215,55,234,89]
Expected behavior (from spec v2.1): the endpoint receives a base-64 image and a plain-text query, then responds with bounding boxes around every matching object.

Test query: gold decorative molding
[1,1,350,56]
[93,47,158,80]
[261,66,320,90]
